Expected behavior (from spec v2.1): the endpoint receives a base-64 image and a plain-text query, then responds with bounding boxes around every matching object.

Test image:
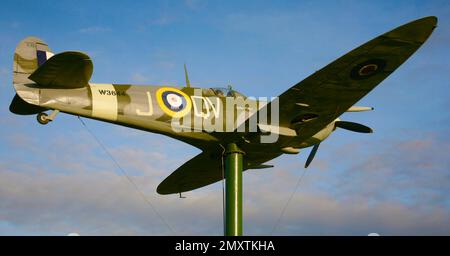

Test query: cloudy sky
[0,0,449,235]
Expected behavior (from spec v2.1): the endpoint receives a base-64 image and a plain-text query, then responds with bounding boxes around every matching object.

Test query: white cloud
[78,26,112,34]
[1,111,449,235]
[184,0,206,11]
[10,21,20,29]
[130,72,151,83]
[0,67,8,76]
[151,14,175,26]
[157,61,176,70]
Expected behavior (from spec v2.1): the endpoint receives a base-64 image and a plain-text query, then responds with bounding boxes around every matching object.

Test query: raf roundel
[350,59,386,80]
[156,87,192,118]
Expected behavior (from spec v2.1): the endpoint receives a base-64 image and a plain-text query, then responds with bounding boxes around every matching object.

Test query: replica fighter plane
[10,17,437,196]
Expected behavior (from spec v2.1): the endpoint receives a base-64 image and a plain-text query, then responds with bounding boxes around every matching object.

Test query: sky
[0,0,449,235]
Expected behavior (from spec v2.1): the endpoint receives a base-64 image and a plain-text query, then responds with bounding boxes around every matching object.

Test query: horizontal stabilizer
[9,94,46,115]
[28,51,93,88]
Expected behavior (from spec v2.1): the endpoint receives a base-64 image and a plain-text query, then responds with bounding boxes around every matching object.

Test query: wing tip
[416,16,438,30]
[424,16,438,25]
[383,15,438,44]
[156,185,172,195]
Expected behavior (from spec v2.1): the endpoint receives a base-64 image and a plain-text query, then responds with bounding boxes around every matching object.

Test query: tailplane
[9,94,46,115]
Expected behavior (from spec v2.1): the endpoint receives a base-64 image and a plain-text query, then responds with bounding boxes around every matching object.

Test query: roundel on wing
[350,59,386,80]
[156,87,192,117]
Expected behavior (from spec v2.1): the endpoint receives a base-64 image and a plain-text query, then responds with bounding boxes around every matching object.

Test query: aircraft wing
[157,148,281,194]
[160,17,437,195]
[157,151,223,195]
[247,16,437,146]
[29,51,93,88]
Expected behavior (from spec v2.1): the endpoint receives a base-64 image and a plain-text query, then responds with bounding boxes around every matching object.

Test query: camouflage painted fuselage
[16,81,327,142]
[10,16,437,194]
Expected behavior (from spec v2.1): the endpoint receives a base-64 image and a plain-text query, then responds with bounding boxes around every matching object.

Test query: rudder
[13,36,54,85]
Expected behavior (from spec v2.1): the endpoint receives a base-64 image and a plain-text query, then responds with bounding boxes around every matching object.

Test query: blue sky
[0,0,449,235]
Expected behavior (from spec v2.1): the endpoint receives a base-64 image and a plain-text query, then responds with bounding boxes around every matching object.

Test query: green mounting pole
[224,143,244,236]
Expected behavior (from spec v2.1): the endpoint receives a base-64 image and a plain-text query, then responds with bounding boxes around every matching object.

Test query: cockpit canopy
[210,87,246,98]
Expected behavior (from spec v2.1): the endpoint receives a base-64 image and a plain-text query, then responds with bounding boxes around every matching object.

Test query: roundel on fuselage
[156,87,192,118]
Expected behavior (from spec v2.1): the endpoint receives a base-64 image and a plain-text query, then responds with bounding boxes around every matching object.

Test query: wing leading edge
[276,16,435,145]
[241,16,437,148]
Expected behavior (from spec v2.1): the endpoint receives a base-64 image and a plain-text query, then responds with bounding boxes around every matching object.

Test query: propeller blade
[305,143,320,168]
[335,121,373,133]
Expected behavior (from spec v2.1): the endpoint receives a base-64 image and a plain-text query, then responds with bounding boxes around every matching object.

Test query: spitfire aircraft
[10,17,436,196]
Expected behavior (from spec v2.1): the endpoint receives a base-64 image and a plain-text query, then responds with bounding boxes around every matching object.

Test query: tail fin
[10,37,53,115]
[13,36,53,85]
